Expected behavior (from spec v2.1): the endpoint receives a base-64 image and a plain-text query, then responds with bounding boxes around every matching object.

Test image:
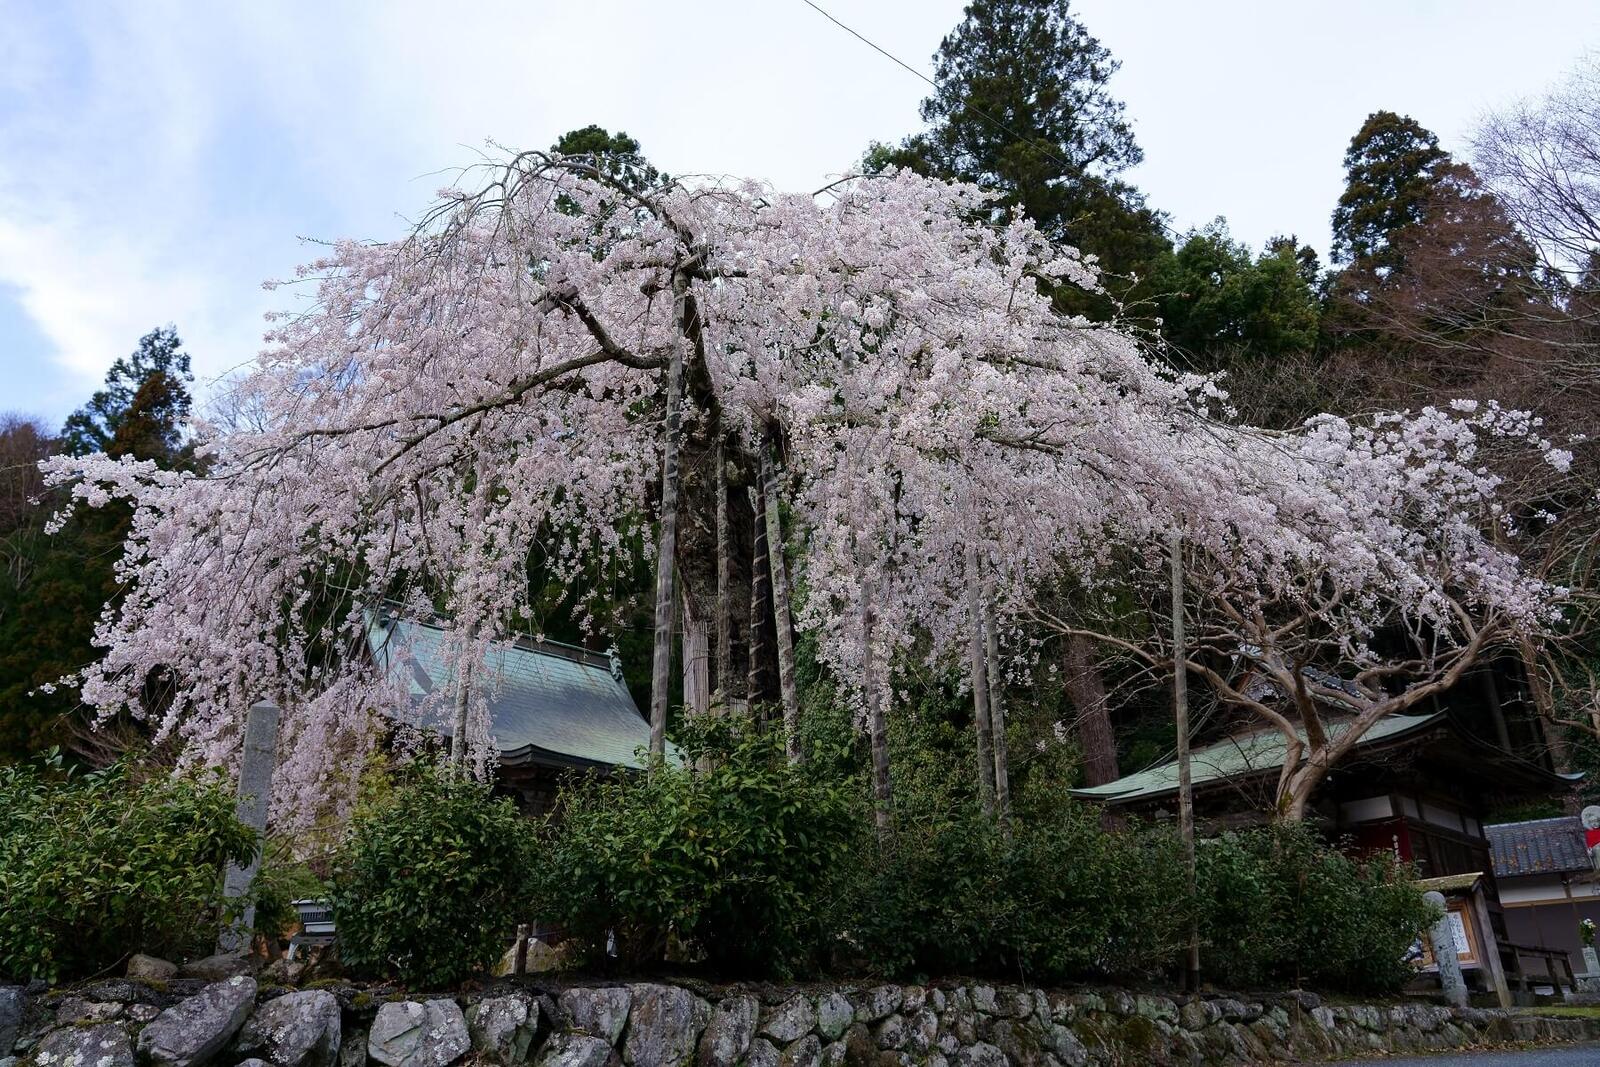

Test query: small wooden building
[1487,816,1600,980]
[367,612,673,813]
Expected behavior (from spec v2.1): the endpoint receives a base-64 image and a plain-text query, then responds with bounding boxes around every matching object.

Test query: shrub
[535,716,858,974]
[328,763,537,987]
[1196,824,1434,992]
[0,752,257,982]
[841,788,1189,984]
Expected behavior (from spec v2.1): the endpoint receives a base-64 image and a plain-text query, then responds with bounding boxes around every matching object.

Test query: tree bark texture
[648,274,689,761]
[1063,632,1119,786]
[761,446,802,762]
[681,586,711,716]
[714,438,733,703]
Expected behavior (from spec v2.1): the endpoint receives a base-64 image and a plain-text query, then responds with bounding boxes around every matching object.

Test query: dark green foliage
[840,777,1188,984]
[534,716,858,974]
[60,326,193,461]
[329,764,538,988]
[878,0,1170,314]
[1150,220,1322,365]
[1,327,196,761]
[1195,825,1435,993]
[0,753,256,982]
[0,496,127,759]
[1330,111,1449,271]
[551,125,662,193]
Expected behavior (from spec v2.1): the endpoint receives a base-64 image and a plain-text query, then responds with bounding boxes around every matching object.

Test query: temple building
[366,611,668,813]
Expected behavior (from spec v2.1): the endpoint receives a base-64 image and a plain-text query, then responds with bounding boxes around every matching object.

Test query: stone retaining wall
[3,977,1598,1067]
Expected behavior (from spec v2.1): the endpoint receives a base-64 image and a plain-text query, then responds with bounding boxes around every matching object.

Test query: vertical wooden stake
[714,438,732,704]
[967,544,996,818]
[983,588,1009,828]
[1171,530,1199,992]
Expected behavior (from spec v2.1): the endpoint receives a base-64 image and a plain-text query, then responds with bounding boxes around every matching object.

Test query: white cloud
[1,0,1597,418]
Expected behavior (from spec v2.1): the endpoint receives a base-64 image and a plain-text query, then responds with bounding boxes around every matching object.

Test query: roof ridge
[1486,816,1579,829]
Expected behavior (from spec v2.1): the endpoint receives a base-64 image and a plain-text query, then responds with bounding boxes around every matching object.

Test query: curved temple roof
[1070,713,1444,805]
[367,613,673,771]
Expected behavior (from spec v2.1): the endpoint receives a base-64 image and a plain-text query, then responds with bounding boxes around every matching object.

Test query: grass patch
[1530,1006,1600,1019]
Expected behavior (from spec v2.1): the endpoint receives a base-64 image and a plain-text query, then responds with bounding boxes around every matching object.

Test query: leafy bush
[535,716,858,974]
[841,787,1188,983]
[0,752,256,982]
[1196,825,1434,992]
[329,763,537,987]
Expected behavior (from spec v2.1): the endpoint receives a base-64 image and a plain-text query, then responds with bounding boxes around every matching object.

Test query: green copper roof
[367,613,674,771]
[1071,712,1444,805]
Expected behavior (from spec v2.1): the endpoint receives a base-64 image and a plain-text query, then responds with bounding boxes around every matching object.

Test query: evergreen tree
[1330,111,1449,273]
[0,329,195,761]
[61,326,192,460]
[873,0,1169,312]
[1149,221,1321,366]
[551,125,662,193]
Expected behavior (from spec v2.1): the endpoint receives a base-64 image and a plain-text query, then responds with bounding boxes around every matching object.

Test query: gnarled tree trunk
[681,586,710,716]
[1063,632,1119,786]
[647,273,689,761]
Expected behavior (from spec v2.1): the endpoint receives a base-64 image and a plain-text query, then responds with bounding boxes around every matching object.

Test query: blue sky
[3,0,1596,426]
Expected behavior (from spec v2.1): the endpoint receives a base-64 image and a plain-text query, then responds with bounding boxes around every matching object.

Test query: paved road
[1340,1044,1600,1065]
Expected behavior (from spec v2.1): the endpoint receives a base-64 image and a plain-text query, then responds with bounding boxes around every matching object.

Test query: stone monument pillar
[1424,890,1469,1008]
[217,700,281,953]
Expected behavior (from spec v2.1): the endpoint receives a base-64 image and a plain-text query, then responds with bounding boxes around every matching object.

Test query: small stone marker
[218,700,281,953]
[1423,890,1469,1008]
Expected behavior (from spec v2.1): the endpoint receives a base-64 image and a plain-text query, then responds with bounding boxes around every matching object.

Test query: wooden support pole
[1171,531,1199,993]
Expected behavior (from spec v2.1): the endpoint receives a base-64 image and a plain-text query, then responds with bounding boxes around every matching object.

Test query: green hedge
[0,753,256,982]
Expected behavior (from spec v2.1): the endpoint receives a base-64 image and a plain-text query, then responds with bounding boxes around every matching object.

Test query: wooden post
[748,486,769,711]
[218,700,280,954]
[861,566,893,843]
[714,438,733,703]
[761,445,801,763]
[982,589,1009,826]
[1170,531,1199,993]
[967,544,996,818]
[450,650,473,772]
